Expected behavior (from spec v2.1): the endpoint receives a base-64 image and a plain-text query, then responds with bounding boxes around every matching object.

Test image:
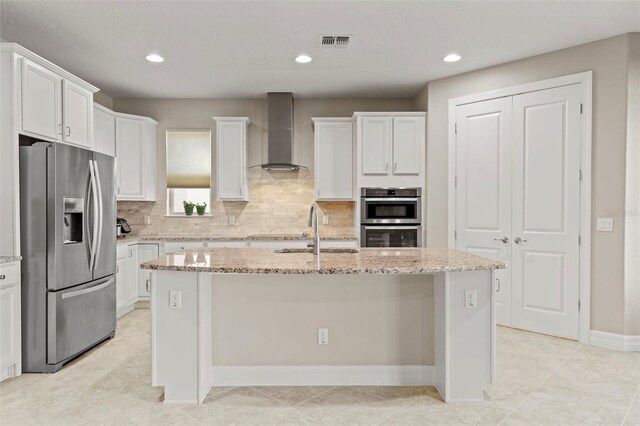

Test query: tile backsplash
[117,168,355,237]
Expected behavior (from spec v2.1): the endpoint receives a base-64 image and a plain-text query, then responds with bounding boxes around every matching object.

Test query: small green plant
[195,202,207,216]
[183,201,195,216]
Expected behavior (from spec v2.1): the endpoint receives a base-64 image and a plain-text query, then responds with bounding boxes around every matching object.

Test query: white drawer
[320,240,358,248]
[0,263,19,287]
[248,240,310,249]
[164,242,205,254]
[206,241,248,248]
[117,244,135,260]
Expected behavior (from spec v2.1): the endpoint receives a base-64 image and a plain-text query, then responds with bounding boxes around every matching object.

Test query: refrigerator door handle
[88,160,99,271]
[93,160,104,269]
[61,278,114,299]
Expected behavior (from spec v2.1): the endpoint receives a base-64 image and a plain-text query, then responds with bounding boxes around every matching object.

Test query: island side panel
[151,270,199,404]
[434,270,494,402]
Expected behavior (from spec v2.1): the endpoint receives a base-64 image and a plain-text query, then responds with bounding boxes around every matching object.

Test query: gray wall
[624,33,640,336]
[421,33,634,335]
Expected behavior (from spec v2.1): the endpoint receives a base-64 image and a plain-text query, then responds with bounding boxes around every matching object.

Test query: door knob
[494,237,509,243]
[514,237,527,244]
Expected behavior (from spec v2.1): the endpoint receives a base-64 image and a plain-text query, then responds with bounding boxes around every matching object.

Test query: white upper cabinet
[214,117,249,201]
[21,59,62,140]
[361,117,392,175]
[356,112,425,180]
[93,103,116,156]
[312,118,354,200]
[62,80,93,148]
[115,114,157,201]
[392,116,423,175]
[20,56,96,148]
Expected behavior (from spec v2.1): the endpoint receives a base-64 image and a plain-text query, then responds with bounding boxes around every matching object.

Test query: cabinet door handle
[58,124,63,135]
[145,279,150,293]
[385,163,389,172]
[128,249,132,257]
[66,126,71,137]
[0,274,5,280]
[494,237,509,244]
[514,237,527,244]
[496,278,501,292]
[116,265,119,273]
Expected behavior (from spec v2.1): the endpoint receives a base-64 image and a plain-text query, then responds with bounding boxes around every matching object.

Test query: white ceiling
[1,1,638,98]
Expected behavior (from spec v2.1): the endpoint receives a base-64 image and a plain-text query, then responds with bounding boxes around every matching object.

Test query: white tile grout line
[497,342,584,425]
[251,385,337,421]
[621,382,640,425]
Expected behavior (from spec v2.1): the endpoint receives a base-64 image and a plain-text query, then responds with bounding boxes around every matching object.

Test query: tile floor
[0,309,638,425]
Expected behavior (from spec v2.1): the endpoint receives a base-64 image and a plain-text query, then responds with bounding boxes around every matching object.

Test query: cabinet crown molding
[353,112,426,118]
[212,117,251,125]
[2,43,99,93]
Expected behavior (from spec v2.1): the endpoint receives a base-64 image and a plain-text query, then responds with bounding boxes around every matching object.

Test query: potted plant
[183,201,195,216]
[195,202,207,216]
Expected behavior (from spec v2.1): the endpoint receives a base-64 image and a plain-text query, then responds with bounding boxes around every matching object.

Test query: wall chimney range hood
[257,92,306,171]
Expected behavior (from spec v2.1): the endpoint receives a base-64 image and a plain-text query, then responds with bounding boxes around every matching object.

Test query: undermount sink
[274,248,359,254]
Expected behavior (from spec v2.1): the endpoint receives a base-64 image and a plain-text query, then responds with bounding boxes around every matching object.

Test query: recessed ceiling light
[146,54,164,63]
[295,54,312,64]
[443,54,461,63]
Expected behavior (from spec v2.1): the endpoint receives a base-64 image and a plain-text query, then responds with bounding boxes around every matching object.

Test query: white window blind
[166,130,211,188]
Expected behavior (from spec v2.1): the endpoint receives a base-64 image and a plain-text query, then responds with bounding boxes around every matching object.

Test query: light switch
[597,218,614,232]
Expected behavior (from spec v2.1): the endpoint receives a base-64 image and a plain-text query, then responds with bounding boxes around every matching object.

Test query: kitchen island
[141,248,505,404]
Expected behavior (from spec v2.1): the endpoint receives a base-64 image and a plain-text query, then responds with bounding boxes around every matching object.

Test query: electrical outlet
[464,290,477,308]
[228,215,236,225]
[318,328,329,345]
[323,215,329,225]
[144,215,151,225]
[169,290,181,309]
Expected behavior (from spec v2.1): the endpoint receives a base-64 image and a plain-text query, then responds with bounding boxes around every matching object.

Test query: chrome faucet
[308,203,320,255]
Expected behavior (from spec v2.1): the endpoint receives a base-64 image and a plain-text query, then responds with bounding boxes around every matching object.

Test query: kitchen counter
[148,246,503,405]
[0,256,22,264]
[116,233,357,245]
[141,247,505,274]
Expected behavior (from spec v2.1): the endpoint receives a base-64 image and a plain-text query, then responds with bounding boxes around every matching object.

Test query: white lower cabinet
[116,244,138,318]
[0,262,21,381]
[137,244,159,299]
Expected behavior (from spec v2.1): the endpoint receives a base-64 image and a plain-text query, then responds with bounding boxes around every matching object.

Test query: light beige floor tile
[623,386,640,425]
[253,385,335,405]
[295,386,414,425]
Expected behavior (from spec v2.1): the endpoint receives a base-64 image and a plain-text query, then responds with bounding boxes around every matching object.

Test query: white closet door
[511,84,581,339]
[456,97,513,325]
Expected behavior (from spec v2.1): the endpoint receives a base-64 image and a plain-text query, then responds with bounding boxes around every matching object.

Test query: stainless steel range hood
[258,92,306,171]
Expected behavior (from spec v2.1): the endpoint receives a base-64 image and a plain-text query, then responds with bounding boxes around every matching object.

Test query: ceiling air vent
[319,35,351,48]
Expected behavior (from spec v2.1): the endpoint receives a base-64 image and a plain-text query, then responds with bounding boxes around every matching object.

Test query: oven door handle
[362,197,420,202]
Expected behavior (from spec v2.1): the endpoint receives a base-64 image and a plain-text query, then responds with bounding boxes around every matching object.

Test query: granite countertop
[140,247,506,274]
[0,256,22,264]
[117,233,357,244]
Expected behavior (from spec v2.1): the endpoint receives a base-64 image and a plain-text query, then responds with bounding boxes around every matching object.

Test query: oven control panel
[360,187,421,197]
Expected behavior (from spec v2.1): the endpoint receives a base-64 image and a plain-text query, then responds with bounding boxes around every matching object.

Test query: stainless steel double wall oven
[360,187,422,247]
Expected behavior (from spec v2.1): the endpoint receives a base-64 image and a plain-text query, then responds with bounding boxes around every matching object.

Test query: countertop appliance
[360,187,422,248]
[20,142,117,373]
[117,218,131,237]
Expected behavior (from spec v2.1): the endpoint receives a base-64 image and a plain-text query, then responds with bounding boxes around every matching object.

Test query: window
[166,130,212,215]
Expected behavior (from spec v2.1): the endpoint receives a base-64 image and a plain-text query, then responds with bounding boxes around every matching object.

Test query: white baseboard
[116,303,135,319]
[590,330,640,352]
[211,365,434,387]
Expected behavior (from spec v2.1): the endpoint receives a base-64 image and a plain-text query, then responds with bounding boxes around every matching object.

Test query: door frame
[447,71,593,344]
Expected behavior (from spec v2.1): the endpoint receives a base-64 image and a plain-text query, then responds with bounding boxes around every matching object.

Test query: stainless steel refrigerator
[20,142,117,373]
